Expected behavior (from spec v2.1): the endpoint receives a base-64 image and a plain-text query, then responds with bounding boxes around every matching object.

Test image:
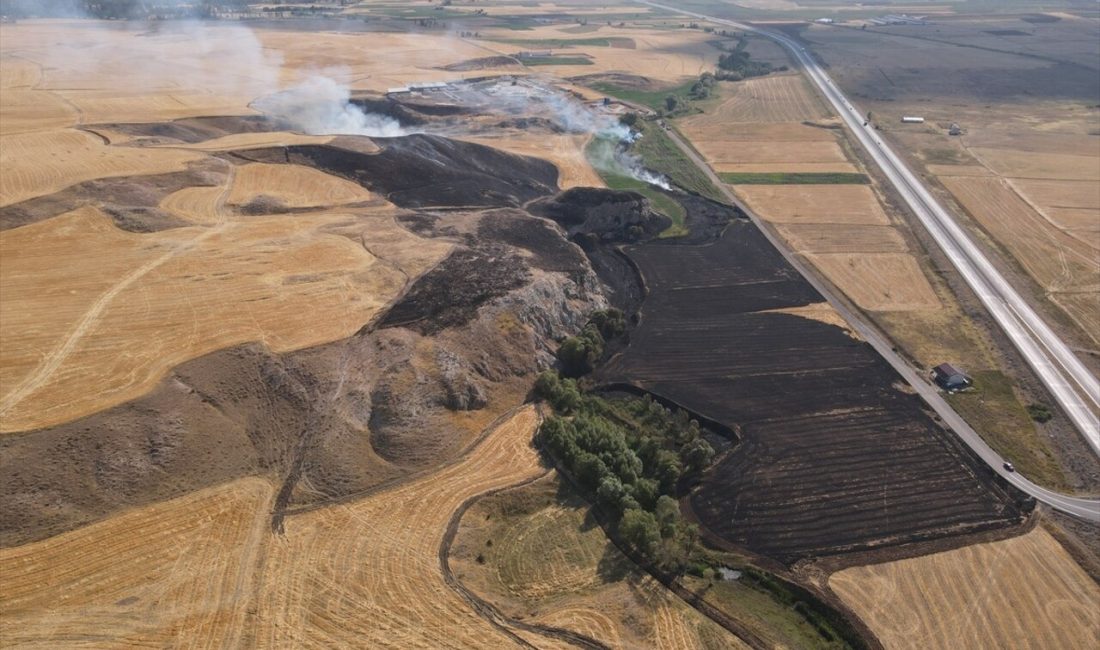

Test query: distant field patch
[491,37,634,48]
[522,56,594,66]
[720,172,868,184]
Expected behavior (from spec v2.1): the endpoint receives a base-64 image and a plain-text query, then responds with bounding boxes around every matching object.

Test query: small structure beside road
[932,363,971,391]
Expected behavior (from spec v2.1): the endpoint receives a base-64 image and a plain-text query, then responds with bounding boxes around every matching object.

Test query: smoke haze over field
[254,76,407,137]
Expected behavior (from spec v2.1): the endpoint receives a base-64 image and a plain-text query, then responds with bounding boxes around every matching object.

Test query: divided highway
[638,1,1100,521]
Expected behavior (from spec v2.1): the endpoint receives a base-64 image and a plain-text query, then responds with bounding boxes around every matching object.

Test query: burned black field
[600,218,1023,563]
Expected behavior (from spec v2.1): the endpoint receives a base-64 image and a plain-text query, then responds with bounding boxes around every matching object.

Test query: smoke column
[253,76,407,137]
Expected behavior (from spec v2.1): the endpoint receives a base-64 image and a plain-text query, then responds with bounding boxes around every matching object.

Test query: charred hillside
[233,135,560,209]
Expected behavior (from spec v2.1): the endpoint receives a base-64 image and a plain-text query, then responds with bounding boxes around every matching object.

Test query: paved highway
[638,1,1100,521]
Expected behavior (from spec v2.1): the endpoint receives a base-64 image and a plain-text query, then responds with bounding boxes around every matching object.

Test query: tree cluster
[716,49,774,81]
[555,308,626,377]
[535,375,716,572]
[689,72,717,100]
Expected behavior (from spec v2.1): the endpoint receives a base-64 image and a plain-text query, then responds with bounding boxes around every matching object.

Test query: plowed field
[601,220,1019,562]
[830,528,1100,650]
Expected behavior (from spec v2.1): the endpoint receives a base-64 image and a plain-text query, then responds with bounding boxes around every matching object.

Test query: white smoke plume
[486,81,669,190]
[254,76,406,137]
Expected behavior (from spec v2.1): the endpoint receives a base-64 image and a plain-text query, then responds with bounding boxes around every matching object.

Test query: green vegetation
[520,57,594,66]
[1026,403,1053,423]
[608,173,689,238]
[680,568,855,648]
[555,309,625,377]
[632,121,725,202]
[719,172,869,185]
[947,370,1066,489]
[535,373,715,572]
[715,36,776,80]
[588,80,697,112]
[584,135,688,238]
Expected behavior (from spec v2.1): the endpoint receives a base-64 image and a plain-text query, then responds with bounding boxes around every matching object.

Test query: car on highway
[1003,461,1015,472]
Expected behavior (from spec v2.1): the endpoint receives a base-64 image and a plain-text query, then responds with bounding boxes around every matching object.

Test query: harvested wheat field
[941,175,1098,293]
[733,184,890,225]
[969,148,1100,181]
[680,116,855,174]
[774,224,908,254]
[252,406,547,649]
[700,74,828,124]
[807,253,941,311]
[763,302,862,338]
[0,478,276,648]
[830,528,1100,650]
[449,473,748,649]
[0,129,203,206]
[227,163,374,209]
[457,133,604,189]
[157,132,338,152]
[0,204,448,432]
[704,141,852,172]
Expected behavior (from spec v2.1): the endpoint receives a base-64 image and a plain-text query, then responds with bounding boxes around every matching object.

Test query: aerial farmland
[0,1,1097,648]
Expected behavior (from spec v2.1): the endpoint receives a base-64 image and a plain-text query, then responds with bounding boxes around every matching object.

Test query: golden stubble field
[830,527,1100,650]
[0,407,569,648]
[0,20,611,433]
[885,105,1100,344]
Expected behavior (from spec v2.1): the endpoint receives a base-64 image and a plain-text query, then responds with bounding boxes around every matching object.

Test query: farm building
[932,363,971,390]
[901,116,925,123]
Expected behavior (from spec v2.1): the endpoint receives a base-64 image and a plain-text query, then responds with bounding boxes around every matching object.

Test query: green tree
[619,112,640,127]
[654,495,681,538]
[619,508,660,555]
[681,437,715,476]
[596,476,628,514]
[664,95,679,112]
[631,477,659,510]
[653,449,683,493]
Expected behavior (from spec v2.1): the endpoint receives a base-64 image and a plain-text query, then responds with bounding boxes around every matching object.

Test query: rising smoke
[254,75,406,138]
[483,81,670,189]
